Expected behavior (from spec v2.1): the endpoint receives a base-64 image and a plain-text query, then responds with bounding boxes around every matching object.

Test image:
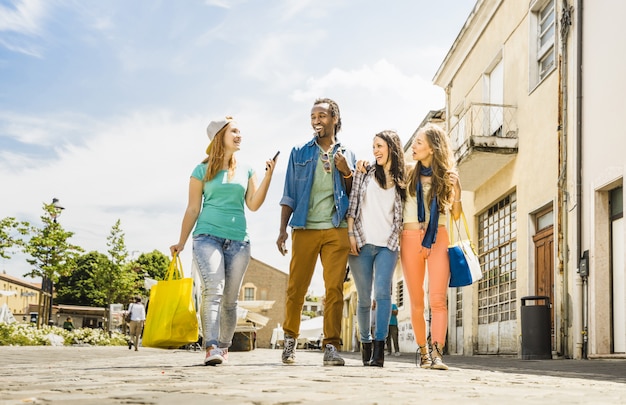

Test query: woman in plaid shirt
[346,130,406,367]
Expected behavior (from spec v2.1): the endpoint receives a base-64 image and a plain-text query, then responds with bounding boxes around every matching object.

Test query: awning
[239,300,275,311]
[236,307,270,331]
[244,310,269,327]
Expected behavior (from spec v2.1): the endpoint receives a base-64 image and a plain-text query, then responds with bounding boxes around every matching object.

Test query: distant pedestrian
[62,316,74,331]
[386,303,400,356]
[127,296,146,351]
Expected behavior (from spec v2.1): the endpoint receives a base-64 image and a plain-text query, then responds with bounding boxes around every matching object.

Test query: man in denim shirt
[277,98,356,366]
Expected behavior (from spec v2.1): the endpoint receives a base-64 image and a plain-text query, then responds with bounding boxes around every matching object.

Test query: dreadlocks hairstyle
[407,124,456,213]
[313,98,342,135]
[372,130,406,201]
[202,120,237,182]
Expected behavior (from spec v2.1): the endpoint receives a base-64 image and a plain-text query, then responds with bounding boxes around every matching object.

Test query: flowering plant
[0,323,127,346]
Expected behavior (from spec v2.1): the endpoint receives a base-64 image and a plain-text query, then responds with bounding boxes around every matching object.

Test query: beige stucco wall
[435,0,562,355]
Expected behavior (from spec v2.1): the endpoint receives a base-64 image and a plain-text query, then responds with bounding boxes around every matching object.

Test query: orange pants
[400,226,450,346]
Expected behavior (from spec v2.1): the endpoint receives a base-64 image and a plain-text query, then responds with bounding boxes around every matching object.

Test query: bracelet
[454,199,462,203]
[343,171,353,179]
[348,231,355,236]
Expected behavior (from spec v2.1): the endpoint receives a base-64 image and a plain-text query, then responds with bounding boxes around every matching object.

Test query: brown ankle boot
[418,344,432,368]
[430,342,448,370]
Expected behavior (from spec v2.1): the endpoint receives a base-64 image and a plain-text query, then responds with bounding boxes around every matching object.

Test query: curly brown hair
[407,124,456,213]
[372,130,406,201]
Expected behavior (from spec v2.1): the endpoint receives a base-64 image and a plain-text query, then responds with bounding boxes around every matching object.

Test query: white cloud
[291,59,444,160]
[0,0,476,296]
[203,0,246,10]
[0,0,46,35]
[0,0,49,57]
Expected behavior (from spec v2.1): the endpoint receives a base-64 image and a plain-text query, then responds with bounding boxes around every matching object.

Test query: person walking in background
[386,303,400,356]
[62,316,74,331]
[276,98,356,366]
[400,123,462,370]
[171,116,276,366]
[347,130,405,367]
[370,299,377,338]
[127,296,146,351]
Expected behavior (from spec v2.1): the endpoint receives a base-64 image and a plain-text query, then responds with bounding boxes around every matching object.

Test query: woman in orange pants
[400,124,462,370]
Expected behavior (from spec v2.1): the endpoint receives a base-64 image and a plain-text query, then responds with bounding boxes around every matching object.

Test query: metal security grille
[477,192,517,324]
[455,288,463,327]
[396,279,404,308]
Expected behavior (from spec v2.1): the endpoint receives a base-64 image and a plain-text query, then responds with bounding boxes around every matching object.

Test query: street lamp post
[42,198,64,327]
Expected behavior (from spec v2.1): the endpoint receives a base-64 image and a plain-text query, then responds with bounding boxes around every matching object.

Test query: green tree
[107,219,128,267]
[91,257,136,308]
[55,251,112,306]
[0,217,29,259]
[93,220,137,331]
[22,203,83,327]
[134,250,170,281]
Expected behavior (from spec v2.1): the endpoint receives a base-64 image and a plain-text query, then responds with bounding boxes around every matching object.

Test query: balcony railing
[449,103,518,152]
[449,103,518,190]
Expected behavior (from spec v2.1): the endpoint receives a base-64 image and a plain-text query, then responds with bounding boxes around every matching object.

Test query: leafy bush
[0,323,127,346]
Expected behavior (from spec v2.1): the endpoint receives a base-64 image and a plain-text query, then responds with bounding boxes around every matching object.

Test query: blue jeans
[348,244,398,342]
[193,234,251,349]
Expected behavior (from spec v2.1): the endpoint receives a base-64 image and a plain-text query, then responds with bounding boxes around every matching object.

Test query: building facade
[428,0,625,359]
[0,273,40,321]
[238,257,288,349]
[433,0,560,356]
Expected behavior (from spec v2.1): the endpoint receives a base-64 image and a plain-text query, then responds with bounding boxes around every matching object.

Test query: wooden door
[533,225,554,349]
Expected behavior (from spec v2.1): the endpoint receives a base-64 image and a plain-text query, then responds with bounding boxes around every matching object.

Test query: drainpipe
[575,0,586,360]
[558,0,573,359]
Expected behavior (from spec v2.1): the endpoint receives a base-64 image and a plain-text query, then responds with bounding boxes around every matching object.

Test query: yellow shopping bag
[142,253,199,348]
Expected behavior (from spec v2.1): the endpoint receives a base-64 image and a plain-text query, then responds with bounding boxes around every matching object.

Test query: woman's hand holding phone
[266,151,280,171]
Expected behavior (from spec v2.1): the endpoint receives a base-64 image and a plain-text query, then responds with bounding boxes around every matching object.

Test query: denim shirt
[280,137,356,229]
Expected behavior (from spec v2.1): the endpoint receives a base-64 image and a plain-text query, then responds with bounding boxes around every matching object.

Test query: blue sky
[0,0,475,294]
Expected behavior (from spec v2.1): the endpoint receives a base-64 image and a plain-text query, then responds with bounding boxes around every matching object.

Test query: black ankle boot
[369,340,385,367]
[361,342,372,366]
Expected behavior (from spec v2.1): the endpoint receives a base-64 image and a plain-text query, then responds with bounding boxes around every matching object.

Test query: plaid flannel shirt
[346,165,403,251]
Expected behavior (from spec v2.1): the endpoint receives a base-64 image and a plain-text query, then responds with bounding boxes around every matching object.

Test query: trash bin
[520,295,551,360]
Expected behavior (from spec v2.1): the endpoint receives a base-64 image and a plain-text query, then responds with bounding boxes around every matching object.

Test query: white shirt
[128,302,146,321]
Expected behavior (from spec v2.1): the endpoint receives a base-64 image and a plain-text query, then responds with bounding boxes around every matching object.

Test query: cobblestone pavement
[1,346,625,405]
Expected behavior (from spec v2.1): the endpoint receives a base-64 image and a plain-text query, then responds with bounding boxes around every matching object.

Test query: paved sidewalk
[1,346,625,405]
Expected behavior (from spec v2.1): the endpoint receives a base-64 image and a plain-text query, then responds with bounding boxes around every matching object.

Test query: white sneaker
[282,335,296,364]
[205,344,228,366]
[323,344,345,366]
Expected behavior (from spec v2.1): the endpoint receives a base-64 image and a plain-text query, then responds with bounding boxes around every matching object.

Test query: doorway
[533,208,554,350]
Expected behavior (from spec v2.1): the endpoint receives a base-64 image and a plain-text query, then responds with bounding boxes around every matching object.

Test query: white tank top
[361,179,395,247]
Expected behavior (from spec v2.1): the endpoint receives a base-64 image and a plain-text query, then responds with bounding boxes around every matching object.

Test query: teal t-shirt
[191,163,253,241]
[389,303,398,326]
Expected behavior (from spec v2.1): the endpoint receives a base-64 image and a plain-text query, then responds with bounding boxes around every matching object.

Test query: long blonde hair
[407,124,456,213]
[201,122,237,182]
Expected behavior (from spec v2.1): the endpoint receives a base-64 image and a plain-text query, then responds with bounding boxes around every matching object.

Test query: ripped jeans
[193,234,251,349]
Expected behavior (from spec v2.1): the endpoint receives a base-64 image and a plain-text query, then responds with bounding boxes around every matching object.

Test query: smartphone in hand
[267,151,280,170]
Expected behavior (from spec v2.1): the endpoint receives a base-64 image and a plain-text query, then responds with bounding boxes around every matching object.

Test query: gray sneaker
[323,344,345,366]
[282,335,296,364]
